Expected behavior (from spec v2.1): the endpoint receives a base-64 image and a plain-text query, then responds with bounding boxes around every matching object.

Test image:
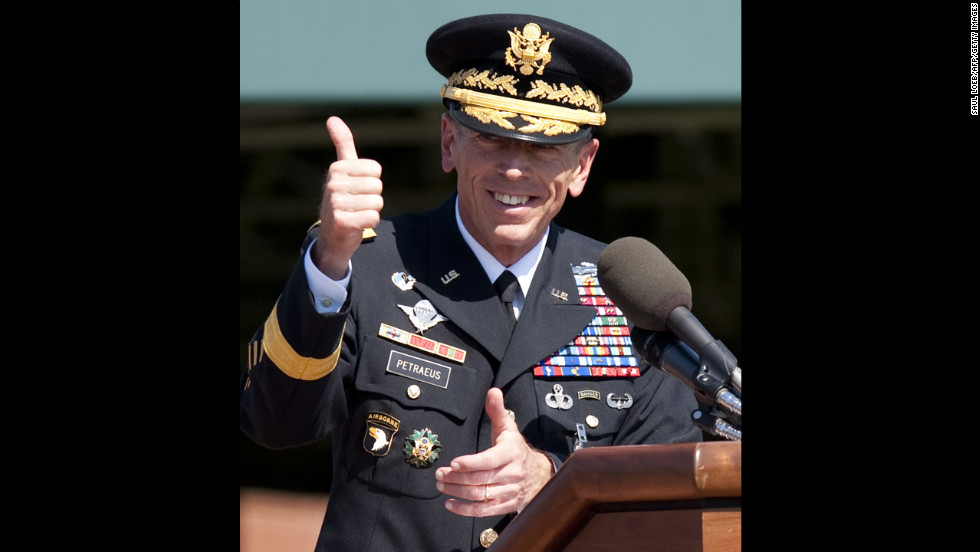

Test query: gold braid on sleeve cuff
[261,302,342,380]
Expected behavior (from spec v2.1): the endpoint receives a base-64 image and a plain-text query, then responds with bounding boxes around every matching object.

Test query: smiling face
[440,114,600,266]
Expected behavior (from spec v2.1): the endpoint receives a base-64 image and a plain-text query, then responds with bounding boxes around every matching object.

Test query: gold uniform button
[586,414,599,428]
[406,384,421,399]
[480,528,498,548]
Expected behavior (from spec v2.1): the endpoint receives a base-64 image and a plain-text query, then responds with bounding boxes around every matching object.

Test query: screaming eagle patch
[363,411,401,457]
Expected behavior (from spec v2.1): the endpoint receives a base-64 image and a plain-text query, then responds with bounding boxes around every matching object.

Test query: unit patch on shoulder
[363,411,400,456]
[532,262,640,378]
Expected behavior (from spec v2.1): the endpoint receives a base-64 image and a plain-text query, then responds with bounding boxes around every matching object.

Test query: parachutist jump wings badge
[398,299,448,333]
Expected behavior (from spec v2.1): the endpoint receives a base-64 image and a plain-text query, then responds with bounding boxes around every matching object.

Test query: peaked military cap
[426,13,632,145]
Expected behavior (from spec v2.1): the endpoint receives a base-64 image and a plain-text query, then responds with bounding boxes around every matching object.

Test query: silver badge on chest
[398,299,448,333]
[606,393,633,410]
[545,384,573,410]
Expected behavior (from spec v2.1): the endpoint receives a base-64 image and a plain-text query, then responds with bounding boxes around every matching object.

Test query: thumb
[485,387,517,444]
[326,116,359,161]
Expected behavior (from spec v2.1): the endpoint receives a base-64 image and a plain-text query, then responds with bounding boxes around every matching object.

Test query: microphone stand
[691,361,741,441]
[659,312,741,441]
[635,328,741,440]
[693,409,741,441]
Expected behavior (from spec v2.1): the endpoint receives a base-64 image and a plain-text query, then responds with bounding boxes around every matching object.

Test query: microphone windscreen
[597,236,692,331]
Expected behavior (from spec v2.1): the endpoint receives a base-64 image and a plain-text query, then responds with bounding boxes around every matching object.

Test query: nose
[497,141,531,180]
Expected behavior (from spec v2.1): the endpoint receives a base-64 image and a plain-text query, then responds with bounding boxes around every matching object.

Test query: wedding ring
[483,484,490,502]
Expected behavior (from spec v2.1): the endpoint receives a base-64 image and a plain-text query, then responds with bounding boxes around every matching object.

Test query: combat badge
[363,411,400,457]
[404,428,441,468]
[391,271,416,291]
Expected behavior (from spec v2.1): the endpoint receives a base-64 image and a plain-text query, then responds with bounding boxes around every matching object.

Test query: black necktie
[493,270,519,333]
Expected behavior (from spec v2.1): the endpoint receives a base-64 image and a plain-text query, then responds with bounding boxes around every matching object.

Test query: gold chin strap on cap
[441,85,606,127]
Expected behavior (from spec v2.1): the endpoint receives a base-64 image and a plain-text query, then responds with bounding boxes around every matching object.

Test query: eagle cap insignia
[398,299,448,333]
[505,22,554,76]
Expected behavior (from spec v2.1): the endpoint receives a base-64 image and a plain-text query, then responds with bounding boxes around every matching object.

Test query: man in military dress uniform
[241,13,702,552]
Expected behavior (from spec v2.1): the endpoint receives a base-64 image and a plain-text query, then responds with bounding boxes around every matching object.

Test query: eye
[476,133,504,143]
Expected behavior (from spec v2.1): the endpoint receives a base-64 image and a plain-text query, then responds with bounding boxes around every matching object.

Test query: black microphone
[631,327,741,427]
[597,236,741,422]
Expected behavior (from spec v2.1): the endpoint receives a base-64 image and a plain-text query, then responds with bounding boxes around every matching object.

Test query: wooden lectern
[490,441,741,552]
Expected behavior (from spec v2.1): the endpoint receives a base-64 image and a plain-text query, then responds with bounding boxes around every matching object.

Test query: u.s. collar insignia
[404,428,441,468]
[505,22,554,76]
[363,412,400,457]
[550,288,569,301]
[398,300,448,333]
[391,271,416,291]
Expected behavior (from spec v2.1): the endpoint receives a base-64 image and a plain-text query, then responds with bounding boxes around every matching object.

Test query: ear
[566,138,599,198]
[440,114,456,173]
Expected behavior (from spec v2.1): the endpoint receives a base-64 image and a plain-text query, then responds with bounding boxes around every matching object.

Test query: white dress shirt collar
[455,196,546,302]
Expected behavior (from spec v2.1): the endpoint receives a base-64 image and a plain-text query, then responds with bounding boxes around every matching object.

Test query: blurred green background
[241,0,741,494]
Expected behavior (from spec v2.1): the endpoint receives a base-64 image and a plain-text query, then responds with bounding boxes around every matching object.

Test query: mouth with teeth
[493,192,529,206]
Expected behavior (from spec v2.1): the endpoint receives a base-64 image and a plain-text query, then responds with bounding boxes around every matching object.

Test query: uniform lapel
[408,196,512,361]
[403,196,596,375]
[494,226,596,388]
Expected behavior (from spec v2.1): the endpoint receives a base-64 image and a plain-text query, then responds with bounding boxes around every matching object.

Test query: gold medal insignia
[403,428,441,468]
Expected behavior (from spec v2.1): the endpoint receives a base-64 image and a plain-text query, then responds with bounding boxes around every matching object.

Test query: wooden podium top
[490,441,741,552]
